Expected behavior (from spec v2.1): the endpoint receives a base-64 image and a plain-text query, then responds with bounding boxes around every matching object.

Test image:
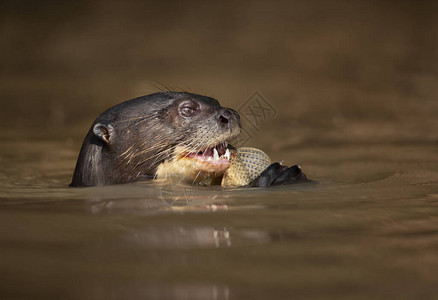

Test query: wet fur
[71,92,240,187]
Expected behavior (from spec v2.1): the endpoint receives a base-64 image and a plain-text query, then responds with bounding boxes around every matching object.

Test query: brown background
[1,0,437,147]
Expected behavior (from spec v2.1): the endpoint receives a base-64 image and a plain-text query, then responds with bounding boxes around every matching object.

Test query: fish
[222,147,271,187]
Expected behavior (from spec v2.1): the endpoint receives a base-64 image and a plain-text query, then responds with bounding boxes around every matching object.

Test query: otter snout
[217,108,240,128]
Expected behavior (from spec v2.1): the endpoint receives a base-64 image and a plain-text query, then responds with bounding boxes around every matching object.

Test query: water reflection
[89,284,230,300]
[85,182,274,250]
[86,180,266,215]
[123,225,274,250]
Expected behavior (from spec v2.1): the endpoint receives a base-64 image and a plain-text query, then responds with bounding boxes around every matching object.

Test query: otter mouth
[185,142,232,164]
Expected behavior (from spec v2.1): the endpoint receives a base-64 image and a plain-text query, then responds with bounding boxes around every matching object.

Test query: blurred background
[1,0,437,147]
[2,2,438,298]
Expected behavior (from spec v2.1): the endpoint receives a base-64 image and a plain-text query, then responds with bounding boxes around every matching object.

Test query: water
[2,0,438,298]
[1,137,438,299]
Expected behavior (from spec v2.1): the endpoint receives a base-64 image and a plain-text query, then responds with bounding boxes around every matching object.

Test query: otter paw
[247,163,308,187]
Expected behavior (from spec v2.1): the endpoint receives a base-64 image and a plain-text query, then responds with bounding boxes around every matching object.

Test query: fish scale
[221,147,271,187]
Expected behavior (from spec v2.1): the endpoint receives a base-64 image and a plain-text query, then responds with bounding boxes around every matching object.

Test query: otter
[70,92,306,187]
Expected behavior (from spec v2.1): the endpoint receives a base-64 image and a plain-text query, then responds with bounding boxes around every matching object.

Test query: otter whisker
[130,141,170,160]
[178,135,210,154]
[192,170,202,185]
[137,149,170,167]
[113,114,157,124]
[154,81,173,92]
[149,147,175,167]
[119,145,133,158]
[133,146,175,171]
[126,152,136,165]
[149,81,168,92]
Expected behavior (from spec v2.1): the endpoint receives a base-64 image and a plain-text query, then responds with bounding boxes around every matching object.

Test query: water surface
[1,137,438,299]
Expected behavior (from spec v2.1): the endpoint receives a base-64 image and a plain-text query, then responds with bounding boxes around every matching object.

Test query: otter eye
[180,102,198,117]
[181,107,195,116]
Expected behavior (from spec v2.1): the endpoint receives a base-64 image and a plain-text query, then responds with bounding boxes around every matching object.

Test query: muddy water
[2,0,438,299]
[1,137,438,299]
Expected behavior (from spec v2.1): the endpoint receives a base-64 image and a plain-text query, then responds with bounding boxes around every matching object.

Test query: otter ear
[93,123,115,144]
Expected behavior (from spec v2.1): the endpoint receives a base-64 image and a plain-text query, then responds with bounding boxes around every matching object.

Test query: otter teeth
[213,148,219,160]
[224,148,230,161]
[192,144,231,162]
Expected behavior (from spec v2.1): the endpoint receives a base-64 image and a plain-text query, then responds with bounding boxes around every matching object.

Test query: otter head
[70,92,241,187]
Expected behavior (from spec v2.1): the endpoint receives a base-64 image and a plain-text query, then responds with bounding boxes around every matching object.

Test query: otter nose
[219,115,229,124]
[217,108,236,126]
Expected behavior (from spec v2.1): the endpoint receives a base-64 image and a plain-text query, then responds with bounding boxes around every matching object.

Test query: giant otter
[70,92,306,187]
